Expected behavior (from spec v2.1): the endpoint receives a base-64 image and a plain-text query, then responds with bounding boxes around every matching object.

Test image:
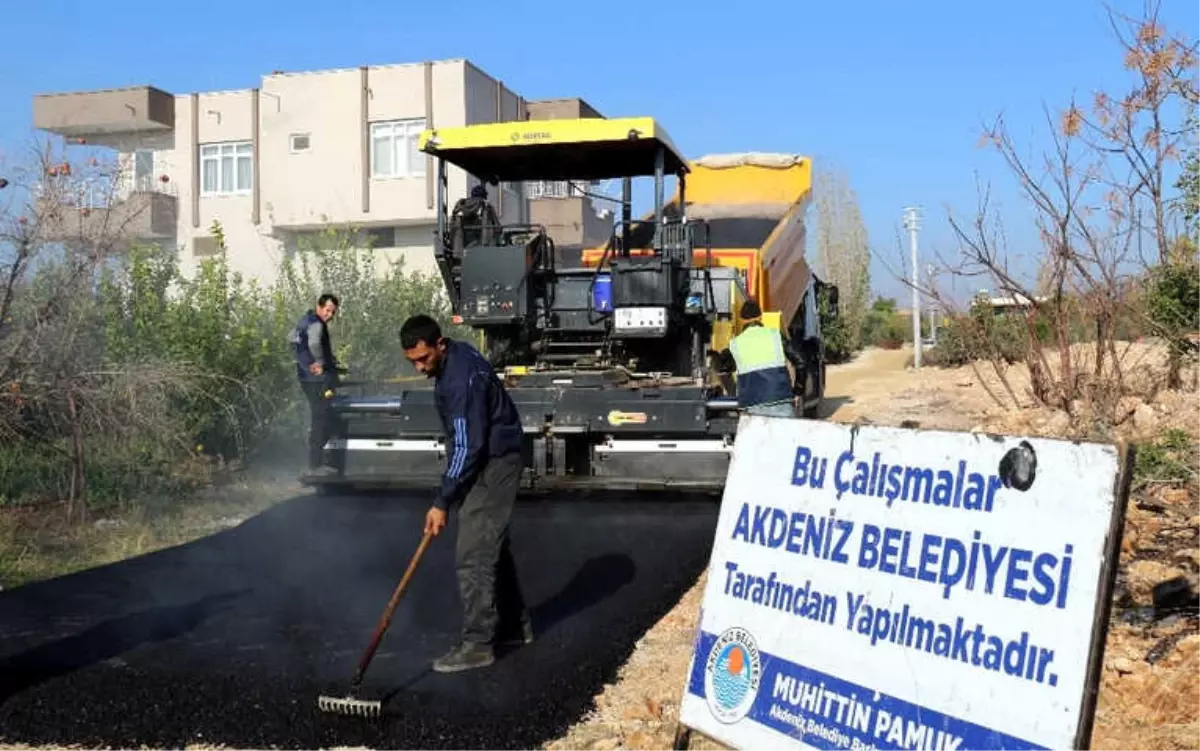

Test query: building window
[290,133,311,153]
[200,142,252,196]
[370,119,426,179]
[133,150,155,192]
[363,227,395,247]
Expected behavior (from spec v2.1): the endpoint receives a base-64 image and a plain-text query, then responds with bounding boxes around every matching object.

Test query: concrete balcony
[37,185,177,244]
[33,86,175,142]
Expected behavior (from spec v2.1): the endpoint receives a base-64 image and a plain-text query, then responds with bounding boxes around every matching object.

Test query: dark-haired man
[399,313,530,673]
[292,293,341,475]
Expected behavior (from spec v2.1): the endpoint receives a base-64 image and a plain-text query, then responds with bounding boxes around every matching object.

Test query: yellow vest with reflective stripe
[730,325,786,373]
[729,325,793,407]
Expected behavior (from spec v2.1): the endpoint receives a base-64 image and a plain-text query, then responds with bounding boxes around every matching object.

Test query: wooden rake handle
[352,529,434,685]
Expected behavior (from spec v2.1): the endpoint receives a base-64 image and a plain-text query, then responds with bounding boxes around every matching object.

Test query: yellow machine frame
[418,116,689,181]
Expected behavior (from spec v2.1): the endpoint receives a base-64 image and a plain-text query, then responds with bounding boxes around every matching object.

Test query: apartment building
[32,59,614,285]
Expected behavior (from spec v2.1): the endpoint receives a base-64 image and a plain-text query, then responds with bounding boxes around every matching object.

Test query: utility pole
[903,206,922,369]
[927,263,938,346]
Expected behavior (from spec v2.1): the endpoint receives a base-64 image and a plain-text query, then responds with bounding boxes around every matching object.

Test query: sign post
[677,416,1133,751]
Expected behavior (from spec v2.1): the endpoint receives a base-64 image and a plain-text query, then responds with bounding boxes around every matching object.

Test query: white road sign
[678,416,1127,751]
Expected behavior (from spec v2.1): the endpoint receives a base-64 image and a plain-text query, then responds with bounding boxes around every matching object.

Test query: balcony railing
[36,174,175,207]
[35,178,178,242]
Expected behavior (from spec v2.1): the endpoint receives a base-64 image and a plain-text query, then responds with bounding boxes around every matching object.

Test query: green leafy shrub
[1144,240,1200,387]
[97,226,295,462]
[1133,427,1196,488]
[818,286,855,363]
[861,297,910,349]
[924,305,1030,368]
[0,218,462,509]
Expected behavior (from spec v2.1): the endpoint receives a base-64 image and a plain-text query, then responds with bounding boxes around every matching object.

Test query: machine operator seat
[449,184,501,254]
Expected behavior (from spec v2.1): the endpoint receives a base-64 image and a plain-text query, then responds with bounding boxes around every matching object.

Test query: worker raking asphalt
[0,491,718,749]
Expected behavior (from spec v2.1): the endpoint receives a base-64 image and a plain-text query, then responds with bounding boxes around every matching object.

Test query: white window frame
[200,141,253,196]
[370,118,426,179]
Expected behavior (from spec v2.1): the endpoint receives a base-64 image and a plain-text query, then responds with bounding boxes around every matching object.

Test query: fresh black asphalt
[0,491,719,749]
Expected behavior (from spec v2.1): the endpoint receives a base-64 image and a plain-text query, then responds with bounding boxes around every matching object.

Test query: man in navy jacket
[399,314,529,673]
[291,293,341,474]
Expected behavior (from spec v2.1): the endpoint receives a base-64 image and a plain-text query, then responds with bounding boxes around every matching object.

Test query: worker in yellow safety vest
[722,300,806,418]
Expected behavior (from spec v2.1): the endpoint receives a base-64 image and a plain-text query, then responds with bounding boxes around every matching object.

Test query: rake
[317,529,434,718]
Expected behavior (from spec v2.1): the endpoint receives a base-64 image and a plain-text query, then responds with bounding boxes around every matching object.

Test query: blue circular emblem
[704,626,761,724]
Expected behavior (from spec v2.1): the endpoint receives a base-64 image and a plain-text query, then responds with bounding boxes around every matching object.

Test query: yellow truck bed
[582,152,814,350]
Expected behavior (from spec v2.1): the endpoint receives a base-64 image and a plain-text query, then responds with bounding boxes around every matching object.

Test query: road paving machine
[302,116,838,494]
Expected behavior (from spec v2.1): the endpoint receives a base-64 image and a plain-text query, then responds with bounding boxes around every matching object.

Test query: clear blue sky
[1,0,1195,303]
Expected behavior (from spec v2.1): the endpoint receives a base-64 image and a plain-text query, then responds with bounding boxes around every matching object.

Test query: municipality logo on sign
[704,626,762,724]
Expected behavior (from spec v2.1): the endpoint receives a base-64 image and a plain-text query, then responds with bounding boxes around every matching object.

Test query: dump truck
[302,116,838,494]
[579,151,831,417]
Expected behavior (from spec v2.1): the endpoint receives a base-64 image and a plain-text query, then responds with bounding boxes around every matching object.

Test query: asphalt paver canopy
[0,492,718,749]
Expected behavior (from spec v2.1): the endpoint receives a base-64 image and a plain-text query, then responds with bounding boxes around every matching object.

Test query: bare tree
[813,163,872,355]
[912,1,1196,425]
[1078,0,1198,264]
[0,136,210,522]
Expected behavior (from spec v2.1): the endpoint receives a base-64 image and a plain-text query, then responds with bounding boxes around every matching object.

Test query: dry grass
[0,471,302,590]
[911,338,1199,414]
[1093,629,1200,750]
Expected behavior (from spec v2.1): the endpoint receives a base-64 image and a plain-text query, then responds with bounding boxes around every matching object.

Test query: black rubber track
[0,492,718,749]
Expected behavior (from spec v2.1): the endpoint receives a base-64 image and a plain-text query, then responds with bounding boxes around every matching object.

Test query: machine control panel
[459,245,531,324]
[613,306,668,336]
[470,283,517,317]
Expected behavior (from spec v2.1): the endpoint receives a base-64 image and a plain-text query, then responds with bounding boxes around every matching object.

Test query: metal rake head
[318,693,382,718]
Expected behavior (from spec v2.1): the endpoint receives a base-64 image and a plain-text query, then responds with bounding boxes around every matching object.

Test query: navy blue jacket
[433,339,523,509]
[291,310,337,384]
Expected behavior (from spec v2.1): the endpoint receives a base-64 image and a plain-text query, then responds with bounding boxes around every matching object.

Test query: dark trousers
[456,451,528,645]
[301,380,333,469]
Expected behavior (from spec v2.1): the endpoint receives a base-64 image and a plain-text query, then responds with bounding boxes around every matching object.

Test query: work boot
[432,641,495,673]
[496,617,535,647]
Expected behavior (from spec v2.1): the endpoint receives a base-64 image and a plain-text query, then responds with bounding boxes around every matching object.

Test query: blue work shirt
[433,339,523,509]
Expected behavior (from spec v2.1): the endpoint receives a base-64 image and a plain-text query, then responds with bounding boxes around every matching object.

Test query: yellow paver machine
[304,116,839,494]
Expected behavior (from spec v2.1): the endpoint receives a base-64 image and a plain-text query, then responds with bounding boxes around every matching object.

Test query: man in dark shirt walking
[399,314,530,673]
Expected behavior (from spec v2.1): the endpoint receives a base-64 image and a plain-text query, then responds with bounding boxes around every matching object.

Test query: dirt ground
[546,344,1200,751]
